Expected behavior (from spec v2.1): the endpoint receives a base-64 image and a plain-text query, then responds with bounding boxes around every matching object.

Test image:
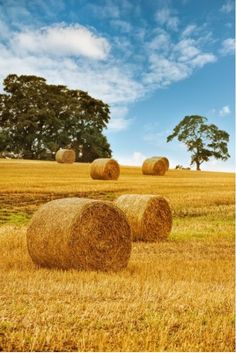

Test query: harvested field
[0,159,234,351]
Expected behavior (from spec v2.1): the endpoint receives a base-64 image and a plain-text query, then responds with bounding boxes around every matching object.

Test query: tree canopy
[167,115,230,170]
[0,74,112,161]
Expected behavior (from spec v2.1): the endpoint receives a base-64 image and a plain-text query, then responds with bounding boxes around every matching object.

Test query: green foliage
[0,74,112,161]
[167,115,230,170]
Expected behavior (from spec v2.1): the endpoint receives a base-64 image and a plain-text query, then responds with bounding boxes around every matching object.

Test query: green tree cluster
[0,74,112,161]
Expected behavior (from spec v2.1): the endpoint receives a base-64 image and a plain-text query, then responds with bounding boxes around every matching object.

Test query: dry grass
[0,159,234,351]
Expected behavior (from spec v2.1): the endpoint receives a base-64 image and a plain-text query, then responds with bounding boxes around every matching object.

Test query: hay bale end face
[55,149,76,164]
[27,198,131,271]
[142,157,166,175]
[90,158,120,180]
[152,156,169,170]
[115,194,172,242]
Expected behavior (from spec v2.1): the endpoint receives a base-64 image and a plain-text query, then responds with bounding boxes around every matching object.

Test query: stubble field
[0,159,235,351]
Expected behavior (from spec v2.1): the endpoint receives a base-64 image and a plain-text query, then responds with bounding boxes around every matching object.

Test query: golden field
[0,159,235,351]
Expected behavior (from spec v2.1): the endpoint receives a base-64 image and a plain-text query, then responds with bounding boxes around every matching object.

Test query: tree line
[0,74,230,169]
[0,74,111,161]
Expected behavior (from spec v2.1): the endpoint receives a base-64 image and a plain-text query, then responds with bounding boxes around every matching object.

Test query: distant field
[0,159,235,351]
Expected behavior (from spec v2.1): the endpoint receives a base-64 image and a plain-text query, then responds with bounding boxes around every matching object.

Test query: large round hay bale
[142,157,166,175]
[152,156,169,170]
[114,194,172,242]
[55,149,76,163]
[27,198,131,271]
[90,158,120,180]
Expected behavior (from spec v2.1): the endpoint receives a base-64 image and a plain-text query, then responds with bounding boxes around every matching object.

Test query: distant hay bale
[152,156,169,170]
[90,158,120,180]
[55,149,76,164]
[115,194,172,242]
[142,157,166,175]
[27,198,131,271]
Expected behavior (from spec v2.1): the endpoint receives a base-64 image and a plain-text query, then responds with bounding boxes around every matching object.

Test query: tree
[167,115,230,170]
[0,74,112,161]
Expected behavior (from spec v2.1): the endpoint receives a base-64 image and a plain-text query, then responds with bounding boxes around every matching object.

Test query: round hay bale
[90,158,120,180]
[27,197,131,271]
[142,157,166,175]
[152,156,169,170]
[114,194,172,242]
[55,149,76,163]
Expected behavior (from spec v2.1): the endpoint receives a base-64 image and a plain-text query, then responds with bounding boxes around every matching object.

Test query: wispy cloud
[219,105,231,116]
[87,0,120,19]
[110,19,132,33]
[220,0,234,13]
[181,24,197,37]
[143,34,216,87]
[155,7,179,31]
[220,38,235,55]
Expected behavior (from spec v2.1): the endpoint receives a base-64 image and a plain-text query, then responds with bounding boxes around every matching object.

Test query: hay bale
[114,194,172,242]
[90,158,120,180]
[142,157,166,175]
[27,197,131,271]
[152,156,169,170]
[55,149,76,163]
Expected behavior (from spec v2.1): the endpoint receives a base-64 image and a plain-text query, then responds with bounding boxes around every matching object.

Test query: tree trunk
[196,161,201,171]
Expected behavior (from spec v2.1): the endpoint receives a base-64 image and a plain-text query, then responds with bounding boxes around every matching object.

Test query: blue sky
[0,0,235,171]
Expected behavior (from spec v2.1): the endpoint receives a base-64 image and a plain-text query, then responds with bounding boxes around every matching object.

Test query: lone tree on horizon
[0,74,112,161]
[167,115,230,171]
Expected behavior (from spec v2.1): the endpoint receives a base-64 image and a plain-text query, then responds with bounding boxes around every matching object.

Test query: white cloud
[107,117,131,131]
[181,24,197,38]
[155,8,179,31]
[174,39,200,61]
[107,105,132,132]
[220,38,235,55]
[0,43,144,105]
[219,105,231,116]
[114,151,146,166]
[110,105,129,119]
[143,54,190,86]
[190,53,216,68]
[143,33,217,87]
[0,4,220,135]
[221,0,234,13]
[147,30,170,53]
[12,24,110,60]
